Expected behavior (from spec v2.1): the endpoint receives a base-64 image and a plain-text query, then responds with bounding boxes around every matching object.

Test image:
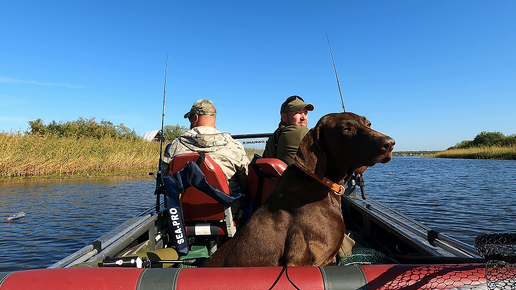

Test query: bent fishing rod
[326,33,345,112]
[153,54,168,212]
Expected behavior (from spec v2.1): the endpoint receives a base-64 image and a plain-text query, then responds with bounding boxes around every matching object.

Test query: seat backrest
[247,158,287,208]
[170,153,230,221]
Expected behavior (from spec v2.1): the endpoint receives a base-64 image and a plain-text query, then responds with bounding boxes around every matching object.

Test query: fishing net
[337,248,487,289]
[337,247,398,266]
[369,264,486,290]
[475,233,516,290]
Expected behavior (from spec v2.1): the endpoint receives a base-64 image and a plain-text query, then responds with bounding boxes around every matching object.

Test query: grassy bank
[1,133,160,180]
[428,146,516,160]
[1,133,263,180]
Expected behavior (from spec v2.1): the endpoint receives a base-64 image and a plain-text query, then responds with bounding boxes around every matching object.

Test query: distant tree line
[393,151,440,156]
[448,131,516,150]
[27,118,139,139]
[163,124,188,142]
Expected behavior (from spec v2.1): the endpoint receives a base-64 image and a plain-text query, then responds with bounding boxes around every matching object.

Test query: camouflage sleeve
[161,143,173,176]
[162,142,174,164]
[161,139,193,176]
[161,160,170,176]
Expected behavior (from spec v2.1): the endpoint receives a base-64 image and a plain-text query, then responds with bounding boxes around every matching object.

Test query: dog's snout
[380,137,395,152]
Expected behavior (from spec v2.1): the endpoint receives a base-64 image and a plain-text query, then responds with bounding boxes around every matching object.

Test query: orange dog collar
[294,162,346,195]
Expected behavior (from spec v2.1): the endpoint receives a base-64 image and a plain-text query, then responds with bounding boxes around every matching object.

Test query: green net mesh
[337,247,398,266]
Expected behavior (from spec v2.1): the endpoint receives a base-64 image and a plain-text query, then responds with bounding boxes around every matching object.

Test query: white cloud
[0,77,85,89]
[0,116,28,122]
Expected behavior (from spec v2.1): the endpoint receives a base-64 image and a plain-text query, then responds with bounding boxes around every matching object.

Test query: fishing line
[326,33,345,112]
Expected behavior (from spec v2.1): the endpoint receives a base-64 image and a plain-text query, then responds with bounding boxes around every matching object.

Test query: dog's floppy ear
[312,124,327,180]
[295,120,327,180]
[355,166,368,175]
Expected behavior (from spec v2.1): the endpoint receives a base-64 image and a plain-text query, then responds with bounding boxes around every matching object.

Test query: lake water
[364,157,515,245]
[1,157,515,272]
[0,177,156,272]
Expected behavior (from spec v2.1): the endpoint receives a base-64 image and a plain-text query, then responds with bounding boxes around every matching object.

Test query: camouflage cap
[184,99,217,119]
[280,96,314,114]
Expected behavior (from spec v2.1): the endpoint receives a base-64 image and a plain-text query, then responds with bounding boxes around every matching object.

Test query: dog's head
[296,112,395,181]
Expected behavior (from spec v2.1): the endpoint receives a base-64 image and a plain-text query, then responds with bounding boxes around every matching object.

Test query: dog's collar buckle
[333,184,347,196]
[325,180,346,196]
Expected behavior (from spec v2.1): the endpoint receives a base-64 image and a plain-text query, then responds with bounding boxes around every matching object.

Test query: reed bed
[1,133,265,180]
[244,147,264,160]
[429,146,516,160]
[1,133,160,179]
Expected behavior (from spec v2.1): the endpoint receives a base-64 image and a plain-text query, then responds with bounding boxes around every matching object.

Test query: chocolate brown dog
[202,112,395,267]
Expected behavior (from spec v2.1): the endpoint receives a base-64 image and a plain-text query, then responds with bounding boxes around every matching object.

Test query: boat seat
[170,152,237,237]
[246,156,287,210]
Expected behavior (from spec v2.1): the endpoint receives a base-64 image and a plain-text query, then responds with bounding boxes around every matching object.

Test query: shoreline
[0,168,155,183]
[4,152,515,182]
[3,132,514,182]
[427,147,516,160]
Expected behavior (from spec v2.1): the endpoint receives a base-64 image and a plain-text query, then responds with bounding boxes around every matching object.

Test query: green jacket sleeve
[276,126,309,166]
[262,131,277,159]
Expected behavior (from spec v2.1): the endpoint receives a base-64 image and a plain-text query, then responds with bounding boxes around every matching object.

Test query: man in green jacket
[262,95,314,165]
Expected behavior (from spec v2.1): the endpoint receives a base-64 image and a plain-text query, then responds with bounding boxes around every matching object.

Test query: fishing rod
[159,54,168,170]
[326,34,370,200]
[326,33,345,112]
[101,256,202,268]
[153,54,168,212]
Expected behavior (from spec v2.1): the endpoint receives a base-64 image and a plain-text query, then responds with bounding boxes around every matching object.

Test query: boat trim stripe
[137,268,181,290]
[320,266,367,290]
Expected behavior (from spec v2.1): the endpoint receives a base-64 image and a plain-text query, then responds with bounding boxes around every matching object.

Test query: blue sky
[1,1,515,151]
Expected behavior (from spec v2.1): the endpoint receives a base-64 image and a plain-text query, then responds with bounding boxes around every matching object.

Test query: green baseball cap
[184,99,217,119]
[280,95,314,114]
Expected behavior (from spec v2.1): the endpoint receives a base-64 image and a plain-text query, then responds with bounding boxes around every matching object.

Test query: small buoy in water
[7,212,25,222]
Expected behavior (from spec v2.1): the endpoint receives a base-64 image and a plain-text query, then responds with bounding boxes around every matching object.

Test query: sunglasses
[280,95,304,113]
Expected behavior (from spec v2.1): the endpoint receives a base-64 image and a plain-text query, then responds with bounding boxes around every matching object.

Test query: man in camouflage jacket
[162,99,249,193]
